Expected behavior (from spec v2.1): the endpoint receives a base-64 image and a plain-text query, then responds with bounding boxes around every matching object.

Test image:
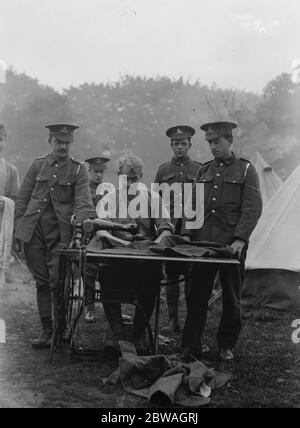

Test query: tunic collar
[48,153,70,168]
[171,155,191,166]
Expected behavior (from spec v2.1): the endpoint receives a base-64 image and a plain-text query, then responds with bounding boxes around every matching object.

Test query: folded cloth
[104,340,232,408]
[87,234,235,259]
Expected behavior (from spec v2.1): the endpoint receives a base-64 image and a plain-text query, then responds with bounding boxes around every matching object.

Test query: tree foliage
[1,69,299,181]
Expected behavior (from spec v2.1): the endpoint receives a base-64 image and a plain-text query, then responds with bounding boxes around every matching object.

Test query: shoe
[218,348,234,361]
[32,329,52,349]
[180,347,202,363]
[103,329,121,356]
[161,318,180,334]
[85,310,96,323]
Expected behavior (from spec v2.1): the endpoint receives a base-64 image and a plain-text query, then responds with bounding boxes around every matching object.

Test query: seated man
[97,154,174,354]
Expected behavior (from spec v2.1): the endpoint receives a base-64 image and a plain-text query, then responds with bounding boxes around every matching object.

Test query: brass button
[53,175,57,178]
[212,210,216,214]
[214,185,218,189]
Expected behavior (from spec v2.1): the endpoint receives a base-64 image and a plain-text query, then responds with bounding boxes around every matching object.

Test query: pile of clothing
[104,341,232,408]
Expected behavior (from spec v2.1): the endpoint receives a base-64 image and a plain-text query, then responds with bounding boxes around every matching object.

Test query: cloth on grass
[104,340,231,408]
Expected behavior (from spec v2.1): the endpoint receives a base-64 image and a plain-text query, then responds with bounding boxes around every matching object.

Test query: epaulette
[71,157,83,165]
[157,161,169,169]
[34,154,48,160]
[240,158,252,164]
[201,159,214,166]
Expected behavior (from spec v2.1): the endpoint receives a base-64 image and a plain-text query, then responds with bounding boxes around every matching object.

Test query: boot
[102,304,125,355]
[32,317,52,349]
[161,316,180,333]
[103,328,121,356]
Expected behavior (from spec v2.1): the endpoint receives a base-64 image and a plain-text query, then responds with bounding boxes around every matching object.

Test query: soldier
[84,155,110,322]
[85,156,110,207]
[154,126,201,333]
[181,121,262,362]
[97,154,174,354]
[14,123,94,349]
[0,123,20,287]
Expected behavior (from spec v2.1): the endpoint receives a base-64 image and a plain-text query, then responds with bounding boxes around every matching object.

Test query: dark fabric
[23,202,61,320]
[105,341,231,408]
[182,154,262,244]
[154,155,201,227]
[182,248,246,352]
[100,260,161,339]
[15,153,94,244]
[87,234,235,259]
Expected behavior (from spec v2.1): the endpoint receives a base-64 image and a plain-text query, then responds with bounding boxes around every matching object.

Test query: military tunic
[181,153,262,353]
[154,156,201,232]
[154,155,201,323]
[15,153,93,321]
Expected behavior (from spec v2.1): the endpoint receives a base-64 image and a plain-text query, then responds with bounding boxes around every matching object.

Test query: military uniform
[154,126,201,332]
[14,124,94,346]
[154,156,201,231]
[181,122,262,358]
[84,156,110,321]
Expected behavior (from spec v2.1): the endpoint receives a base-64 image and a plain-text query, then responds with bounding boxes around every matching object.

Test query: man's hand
[182,235,192,242]
[230,239,246,259]
[13,237,23,253]
[154,230,172,244]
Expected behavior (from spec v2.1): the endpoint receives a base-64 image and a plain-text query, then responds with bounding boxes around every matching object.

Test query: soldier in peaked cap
[154,125,201,333]
[14,123,94,349]
[85,156,110,207]
[84,155,110,322]
[181,121,262,362]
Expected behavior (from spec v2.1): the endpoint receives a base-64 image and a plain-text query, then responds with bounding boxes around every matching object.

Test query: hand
[182,235,192,242]
[13,237,23,253]
[154,230,172,244]
[230,239,246,259]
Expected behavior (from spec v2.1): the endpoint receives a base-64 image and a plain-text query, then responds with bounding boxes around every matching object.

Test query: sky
[0,0,300,93]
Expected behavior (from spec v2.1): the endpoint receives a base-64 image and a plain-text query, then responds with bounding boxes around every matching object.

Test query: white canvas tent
[254,152,283,206]
[243,161,300,311]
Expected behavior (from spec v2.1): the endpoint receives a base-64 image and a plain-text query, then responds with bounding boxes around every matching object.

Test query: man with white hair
[97,154,174,354]
[0,123,19,287]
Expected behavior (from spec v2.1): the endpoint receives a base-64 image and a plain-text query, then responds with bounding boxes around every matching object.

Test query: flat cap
[45,123,79,142]
[85,156,110,169]
[200,121,237,141]
[166,125,195,141]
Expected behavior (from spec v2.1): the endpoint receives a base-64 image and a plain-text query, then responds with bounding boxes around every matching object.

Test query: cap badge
[176,128,183,134]
[60,126,69,134]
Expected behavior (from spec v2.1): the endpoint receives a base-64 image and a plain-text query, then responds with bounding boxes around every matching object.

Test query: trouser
[182,249,246,353]
[100,260,161,340]
[165,262,191,321]
[85,262,99,311]
[24,204,60,326]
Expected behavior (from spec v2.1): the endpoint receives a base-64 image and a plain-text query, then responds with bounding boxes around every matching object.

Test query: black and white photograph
[0,0,300,411]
